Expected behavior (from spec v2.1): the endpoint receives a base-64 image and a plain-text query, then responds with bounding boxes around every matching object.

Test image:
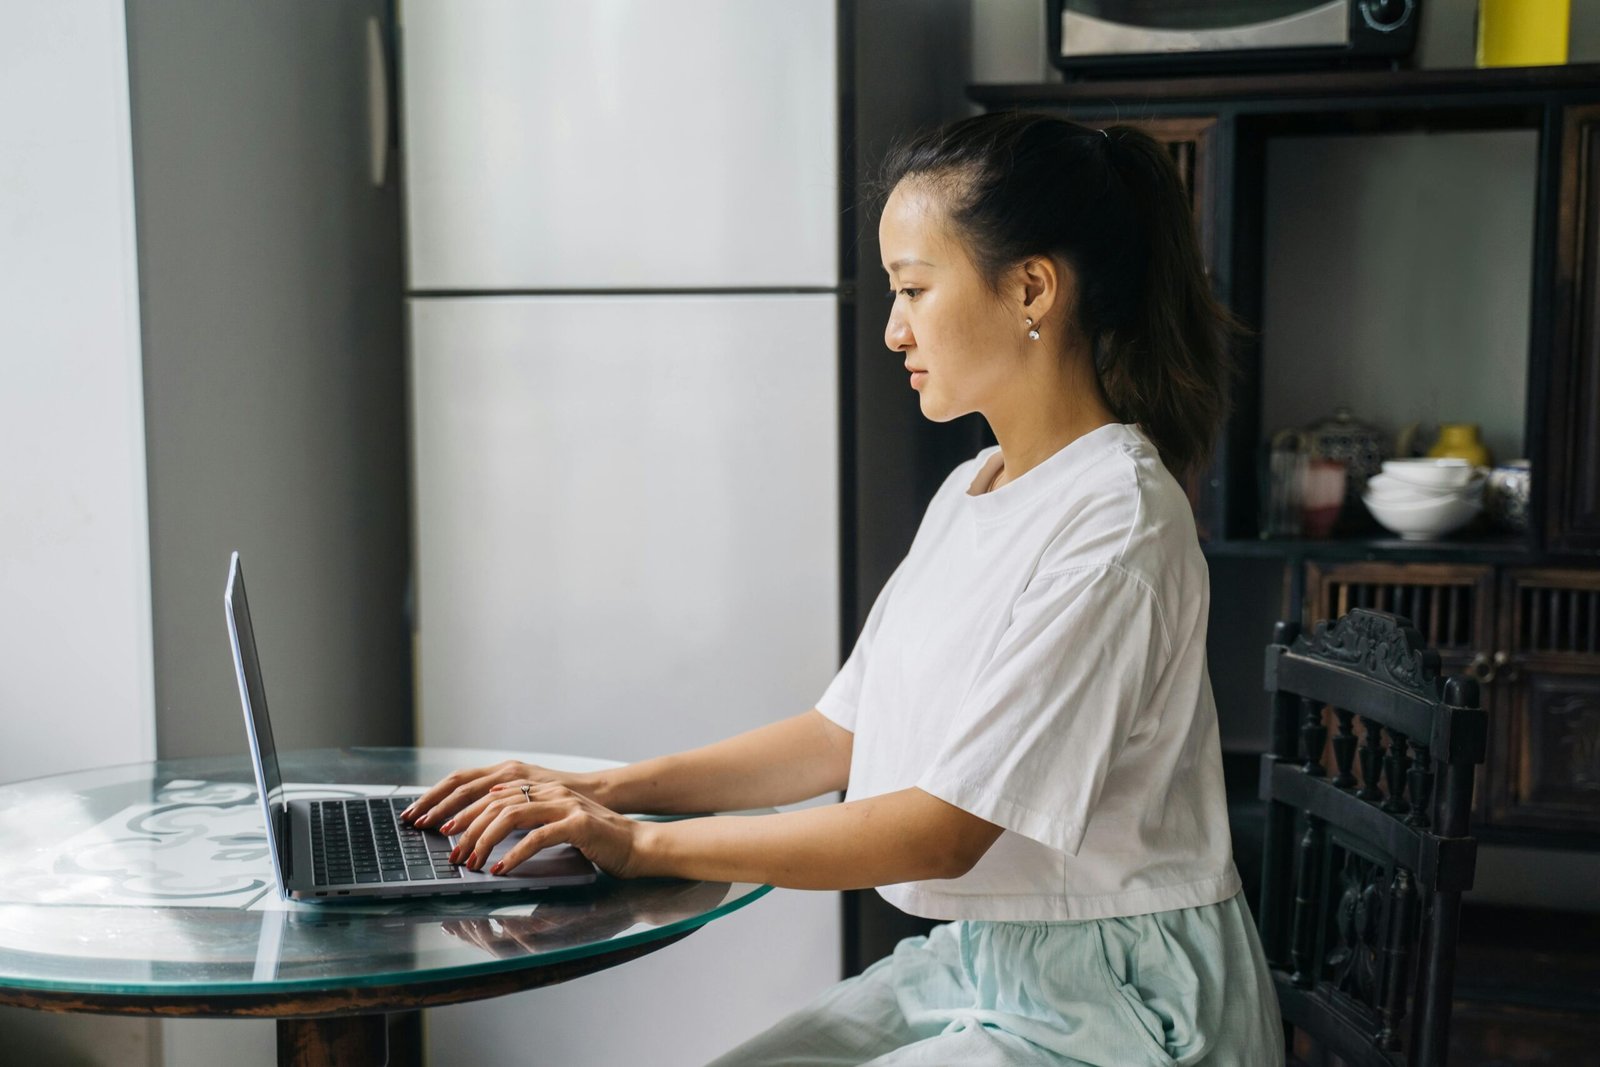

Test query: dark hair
[878,112,1246,480]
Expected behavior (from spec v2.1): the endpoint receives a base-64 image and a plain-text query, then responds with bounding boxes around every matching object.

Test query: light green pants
[708,891,1283,1066]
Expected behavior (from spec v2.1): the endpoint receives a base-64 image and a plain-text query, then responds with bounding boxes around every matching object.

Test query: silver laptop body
[224,551,598,901]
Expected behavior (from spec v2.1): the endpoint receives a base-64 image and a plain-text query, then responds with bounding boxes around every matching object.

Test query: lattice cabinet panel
[1491,570,1600,833]
[1305,562,1493,664]
[1510,576,1600,657]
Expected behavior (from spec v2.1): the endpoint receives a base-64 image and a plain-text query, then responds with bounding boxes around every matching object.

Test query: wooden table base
[278,1014,387,1067]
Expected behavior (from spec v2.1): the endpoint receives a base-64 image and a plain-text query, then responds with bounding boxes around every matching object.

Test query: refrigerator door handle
[366,15,390,187]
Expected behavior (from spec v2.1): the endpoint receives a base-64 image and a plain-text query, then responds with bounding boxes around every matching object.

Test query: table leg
[277,1014,388,1067]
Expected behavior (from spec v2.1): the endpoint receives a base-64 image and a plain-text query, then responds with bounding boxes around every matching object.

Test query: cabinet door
[1548,105,1600,551]
[1490,569,1600,834]
[1304,561,1497,820]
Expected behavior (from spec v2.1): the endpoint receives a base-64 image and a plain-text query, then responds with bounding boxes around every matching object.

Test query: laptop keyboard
[310,797,460,887]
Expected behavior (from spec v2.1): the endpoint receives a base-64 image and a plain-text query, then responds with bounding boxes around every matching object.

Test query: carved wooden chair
[1258,608,1487,1067]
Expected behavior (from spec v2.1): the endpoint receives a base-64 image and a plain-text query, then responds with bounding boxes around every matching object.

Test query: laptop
[224,551,599,901]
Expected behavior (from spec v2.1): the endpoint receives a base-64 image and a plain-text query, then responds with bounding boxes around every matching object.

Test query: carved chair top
[1267,610,1485,767]
[1290,609,1441,701]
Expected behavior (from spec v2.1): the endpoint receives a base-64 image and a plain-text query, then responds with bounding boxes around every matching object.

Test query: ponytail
[880,113,1248,480]
[1095,125,1244,480]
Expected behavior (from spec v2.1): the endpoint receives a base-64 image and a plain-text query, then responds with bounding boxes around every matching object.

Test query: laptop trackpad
[452,830,597,880]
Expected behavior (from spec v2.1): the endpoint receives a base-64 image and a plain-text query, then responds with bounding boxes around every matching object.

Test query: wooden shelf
[1202,535,1539,565]
[970,63,1600,109]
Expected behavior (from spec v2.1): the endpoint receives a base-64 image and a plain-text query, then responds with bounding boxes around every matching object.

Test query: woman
[402,112,1282,1065]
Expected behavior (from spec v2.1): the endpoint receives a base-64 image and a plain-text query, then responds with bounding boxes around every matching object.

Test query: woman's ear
[1015,255,1066,327]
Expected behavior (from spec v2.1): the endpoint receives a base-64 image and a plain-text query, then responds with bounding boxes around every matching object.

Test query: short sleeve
[916,564,1171,856]
[814,560,906,733]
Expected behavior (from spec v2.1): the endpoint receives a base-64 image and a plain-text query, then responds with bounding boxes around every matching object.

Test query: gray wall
[850,0,976,628]
[1260,128,1537,470]
[127,0,411,763]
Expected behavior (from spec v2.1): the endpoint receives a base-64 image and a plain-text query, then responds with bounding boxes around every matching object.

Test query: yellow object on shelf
[1428,423,1493,468]
[1476,0,1571,68]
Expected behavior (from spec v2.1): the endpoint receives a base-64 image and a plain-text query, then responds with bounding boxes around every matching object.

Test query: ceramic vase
[1486,460,1532,532]
[1428,424,1492,468]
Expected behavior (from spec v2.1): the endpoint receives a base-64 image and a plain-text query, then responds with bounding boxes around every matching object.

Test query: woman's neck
[985,351,1118,490]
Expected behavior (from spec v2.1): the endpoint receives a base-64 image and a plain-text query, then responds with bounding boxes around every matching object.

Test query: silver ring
[519,784,532,803]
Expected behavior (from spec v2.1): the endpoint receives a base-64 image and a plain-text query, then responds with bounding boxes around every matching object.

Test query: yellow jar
[1476,0,1570,68]
[1428,423,1493,468]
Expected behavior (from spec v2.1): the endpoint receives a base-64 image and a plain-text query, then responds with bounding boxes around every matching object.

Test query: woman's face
[879,182,1024,423]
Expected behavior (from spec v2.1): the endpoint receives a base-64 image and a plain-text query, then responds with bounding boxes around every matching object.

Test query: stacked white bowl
[1362,459,1485,541]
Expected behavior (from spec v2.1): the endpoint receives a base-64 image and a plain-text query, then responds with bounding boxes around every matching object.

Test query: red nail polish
[440,820,454,833]
[491,862,504,875]
[469,853,479,868]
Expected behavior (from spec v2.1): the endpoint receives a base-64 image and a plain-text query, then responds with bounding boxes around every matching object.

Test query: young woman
[402,112,1283,1065]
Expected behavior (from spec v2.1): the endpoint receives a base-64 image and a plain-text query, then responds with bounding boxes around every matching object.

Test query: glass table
[0,747,770,1066]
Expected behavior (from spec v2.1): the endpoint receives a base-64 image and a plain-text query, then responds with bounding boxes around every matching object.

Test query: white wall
[0,0,154,780]
[0,0,156,1061]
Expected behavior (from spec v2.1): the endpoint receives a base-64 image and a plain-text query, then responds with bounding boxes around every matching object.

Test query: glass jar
[1304,406,1389,492]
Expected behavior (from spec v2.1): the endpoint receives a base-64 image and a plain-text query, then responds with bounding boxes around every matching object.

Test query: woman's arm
[634,787,1004,888]
[589,708,852,814]
[453,782,1004,891]
[406,708,851,829]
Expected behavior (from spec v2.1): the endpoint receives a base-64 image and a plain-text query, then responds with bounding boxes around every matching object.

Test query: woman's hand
[401,760,595,831]
[449,780,652,879]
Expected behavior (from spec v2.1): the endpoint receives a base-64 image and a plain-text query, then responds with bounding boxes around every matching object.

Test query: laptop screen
[224,552,289,887]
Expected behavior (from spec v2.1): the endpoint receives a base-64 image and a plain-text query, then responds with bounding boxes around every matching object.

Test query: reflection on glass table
[0,748,770,1066]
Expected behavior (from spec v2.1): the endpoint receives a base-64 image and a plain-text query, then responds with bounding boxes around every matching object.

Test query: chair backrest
[1258,609,1487,1067]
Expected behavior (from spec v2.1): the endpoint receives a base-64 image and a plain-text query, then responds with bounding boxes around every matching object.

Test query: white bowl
[1365,472,1484,502]
[1381,458,1478,490]
[1363,490,1482,541]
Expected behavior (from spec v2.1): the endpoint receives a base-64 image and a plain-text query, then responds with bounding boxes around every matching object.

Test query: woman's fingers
[488,816,574,875]
[491,797,642,878]
[448,793,515,865]
[404,760,528,827]
[436,788,506,835]
[455,791,567,869]
[433,780,638,877]
[401,765,493,825]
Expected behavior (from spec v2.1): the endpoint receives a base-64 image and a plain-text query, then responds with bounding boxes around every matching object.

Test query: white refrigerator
[400,2,843,1064]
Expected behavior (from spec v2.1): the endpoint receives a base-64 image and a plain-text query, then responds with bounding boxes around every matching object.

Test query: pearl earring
[1025,317,1040,342]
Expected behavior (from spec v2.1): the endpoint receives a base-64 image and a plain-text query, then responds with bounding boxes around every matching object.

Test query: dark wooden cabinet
[973,65,1600,556]
[966,67,1600,849]
[948,67,1600,1058]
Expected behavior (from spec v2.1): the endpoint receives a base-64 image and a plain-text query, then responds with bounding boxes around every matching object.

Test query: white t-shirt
[817,422,1241,921]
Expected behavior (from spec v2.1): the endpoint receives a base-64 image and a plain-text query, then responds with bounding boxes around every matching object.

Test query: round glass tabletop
[0,748,769,1000]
